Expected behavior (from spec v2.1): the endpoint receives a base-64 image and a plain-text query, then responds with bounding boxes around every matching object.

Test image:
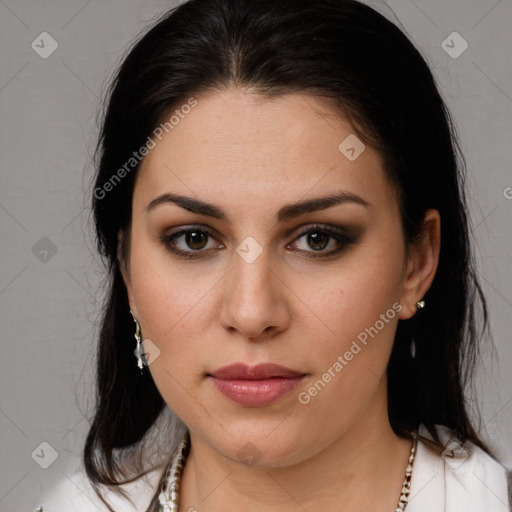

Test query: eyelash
[159,224,354,260]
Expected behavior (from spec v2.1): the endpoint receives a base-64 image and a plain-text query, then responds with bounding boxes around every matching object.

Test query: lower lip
[209,376,305,407]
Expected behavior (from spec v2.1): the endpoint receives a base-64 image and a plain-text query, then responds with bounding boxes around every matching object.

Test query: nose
[219,245,291,341]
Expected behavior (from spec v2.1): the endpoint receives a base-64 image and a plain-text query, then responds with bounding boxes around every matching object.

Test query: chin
[207,425,314,468]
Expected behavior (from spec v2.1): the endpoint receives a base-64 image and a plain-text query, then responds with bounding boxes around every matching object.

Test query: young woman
[36,0,511,510]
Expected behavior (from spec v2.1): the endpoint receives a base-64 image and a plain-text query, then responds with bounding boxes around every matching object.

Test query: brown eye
[184,230,208,250]
[306,232,330,251]
[159,226,222,259]
[288,224,354,258]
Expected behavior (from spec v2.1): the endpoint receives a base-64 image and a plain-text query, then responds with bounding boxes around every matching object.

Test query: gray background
[0,0,511,509]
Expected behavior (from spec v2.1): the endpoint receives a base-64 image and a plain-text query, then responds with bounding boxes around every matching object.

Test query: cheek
[294,271,402,432]
[128,240,215,360]
[129,246,217,418]
[297,251,403,340]
[291,244,404,397]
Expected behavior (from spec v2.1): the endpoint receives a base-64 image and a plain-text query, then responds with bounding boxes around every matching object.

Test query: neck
[179,386,412,512]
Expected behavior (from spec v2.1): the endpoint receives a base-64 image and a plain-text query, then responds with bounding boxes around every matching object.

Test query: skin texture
[119,88,441,511]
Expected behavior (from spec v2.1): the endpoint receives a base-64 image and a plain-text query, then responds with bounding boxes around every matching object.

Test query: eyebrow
[145,190,371,222]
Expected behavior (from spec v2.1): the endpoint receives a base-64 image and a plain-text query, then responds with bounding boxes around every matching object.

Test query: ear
[398,209,441,320]
[117,229,138,317]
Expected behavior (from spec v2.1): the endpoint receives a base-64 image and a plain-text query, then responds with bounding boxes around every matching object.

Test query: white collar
[407,424,510,512]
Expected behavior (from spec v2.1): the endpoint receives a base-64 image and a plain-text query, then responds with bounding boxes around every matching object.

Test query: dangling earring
[410,300,424,359]
[410,338,416,359]
[130,310,145,374]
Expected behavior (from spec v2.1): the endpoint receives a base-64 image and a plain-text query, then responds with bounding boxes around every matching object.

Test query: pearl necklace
[154,431,418,512]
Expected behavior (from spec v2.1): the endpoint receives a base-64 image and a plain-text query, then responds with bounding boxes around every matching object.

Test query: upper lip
[209,363,305,380]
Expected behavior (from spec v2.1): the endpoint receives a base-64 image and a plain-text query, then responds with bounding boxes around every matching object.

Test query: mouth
[207,363,307,407]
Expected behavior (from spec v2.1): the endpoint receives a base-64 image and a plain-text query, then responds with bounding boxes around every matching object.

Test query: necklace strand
[156,431,418,512]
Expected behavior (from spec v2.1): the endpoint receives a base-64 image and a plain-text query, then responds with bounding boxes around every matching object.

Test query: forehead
[134,88,391,211]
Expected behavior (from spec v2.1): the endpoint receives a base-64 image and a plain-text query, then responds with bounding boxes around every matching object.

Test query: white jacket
[31,424,511,512]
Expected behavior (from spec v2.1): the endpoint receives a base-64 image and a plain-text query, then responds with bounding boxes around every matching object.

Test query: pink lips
[208,363,306,407]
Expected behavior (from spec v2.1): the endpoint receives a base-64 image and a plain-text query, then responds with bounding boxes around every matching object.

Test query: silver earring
[410,338,416,359]
[130,310,145,374]
[416,299,425,309]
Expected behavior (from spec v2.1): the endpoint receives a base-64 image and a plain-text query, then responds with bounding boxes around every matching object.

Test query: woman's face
[120,88,438,466]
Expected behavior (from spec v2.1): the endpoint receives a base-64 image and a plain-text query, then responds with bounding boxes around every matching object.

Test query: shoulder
[407,423,511,512]
[31,463,164,512]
